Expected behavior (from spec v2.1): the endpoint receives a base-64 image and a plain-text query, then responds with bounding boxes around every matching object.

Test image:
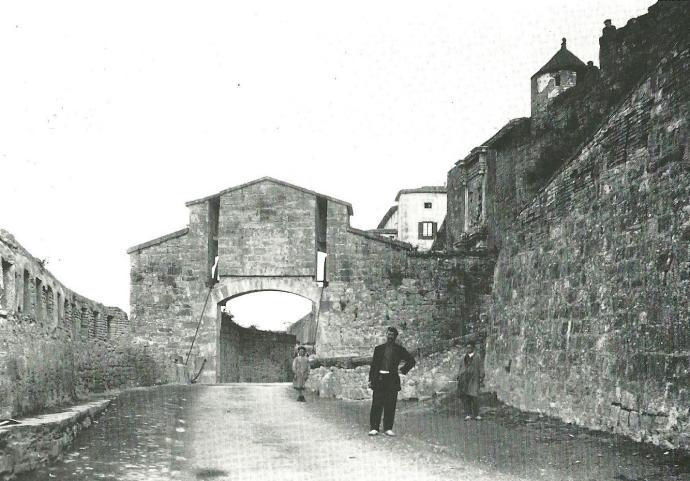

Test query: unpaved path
[180,384,522,481]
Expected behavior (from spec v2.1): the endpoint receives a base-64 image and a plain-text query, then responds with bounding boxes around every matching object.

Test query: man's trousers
[370,388,398,431]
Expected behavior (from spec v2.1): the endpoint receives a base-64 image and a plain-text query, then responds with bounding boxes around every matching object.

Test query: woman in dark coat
[456,341,484,420]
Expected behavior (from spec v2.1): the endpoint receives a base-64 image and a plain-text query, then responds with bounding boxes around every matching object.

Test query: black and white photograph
[1,1,689,480]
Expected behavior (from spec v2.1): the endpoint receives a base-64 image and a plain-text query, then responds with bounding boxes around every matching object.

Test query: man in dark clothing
[368,326,416,436]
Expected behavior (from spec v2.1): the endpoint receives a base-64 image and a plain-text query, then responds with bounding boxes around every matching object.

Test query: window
[418,221,437,239]
[554,73,561,86]
[424,202,432,209]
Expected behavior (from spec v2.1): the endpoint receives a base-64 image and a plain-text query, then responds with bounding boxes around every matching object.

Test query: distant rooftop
[394,186,446,201]
[376,205,398,229]
[532,38,586,78]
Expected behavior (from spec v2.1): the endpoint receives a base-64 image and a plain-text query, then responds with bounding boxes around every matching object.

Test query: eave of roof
[394,186,446,201]
[532,40,586,78]
[185,176,354,215]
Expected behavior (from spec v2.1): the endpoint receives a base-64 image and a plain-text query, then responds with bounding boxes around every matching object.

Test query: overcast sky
[1,0,652,327]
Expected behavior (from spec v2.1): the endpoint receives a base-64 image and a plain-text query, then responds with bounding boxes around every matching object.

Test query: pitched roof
[376,205,398,229]
[394,186,446,201]
[185,177,354,215]
[127,228,189,254]
[532,38,586,78]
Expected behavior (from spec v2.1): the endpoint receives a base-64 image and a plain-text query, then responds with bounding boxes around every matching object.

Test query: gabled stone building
[128,177,494,383]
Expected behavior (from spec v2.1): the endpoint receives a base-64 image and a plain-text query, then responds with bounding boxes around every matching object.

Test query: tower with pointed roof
[530,38,586,120]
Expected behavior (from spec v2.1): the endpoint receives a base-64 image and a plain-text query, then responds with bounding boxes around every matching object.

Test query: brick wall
[485,45,690,450]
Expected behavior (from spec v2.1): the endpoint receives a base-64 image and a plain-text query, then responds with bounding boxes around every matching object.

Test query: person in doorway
[292,345,310,402]
[368,326,416,437]
[456,340,484,420]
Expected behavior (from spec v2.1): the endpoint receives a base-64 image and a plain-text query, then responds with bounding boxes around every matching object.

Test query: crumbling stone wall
[219,314,295,382]
[485,45,690,450]
[0,230,154,419]
[447,119,531,252]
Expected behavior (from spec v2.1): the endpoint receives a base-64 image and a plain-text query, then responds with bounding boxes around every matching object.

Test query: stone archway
[206,277,324,383]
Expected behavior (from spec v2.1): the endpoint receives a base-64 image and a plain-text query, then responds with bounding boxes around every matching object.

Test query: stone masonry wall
[0,230,156,419]
[218,314,295,383]
[318,200,495,356]
[217,182,317,277]
[128,201,212,380]
[130,183,495,380]
[485,45,690,450]
[447,119,531,252]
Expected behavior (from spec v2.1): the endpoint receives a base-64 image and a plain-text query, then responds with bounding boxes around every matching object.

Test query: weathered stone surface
[129,178,495,383]
[0,399,110,479]
[218,313,295,382]
[0,230,155,421]
[485,42,690,450]
[305,344,470,401]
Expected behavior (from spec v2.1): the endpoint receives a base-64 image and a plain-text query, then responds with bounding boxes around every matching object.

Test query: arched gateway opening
[209,276,324,384]
[217,291,314,383]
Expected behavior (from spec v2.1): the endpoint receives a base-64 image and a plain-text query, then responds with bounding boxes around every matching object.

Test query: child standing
[292,346,310,402]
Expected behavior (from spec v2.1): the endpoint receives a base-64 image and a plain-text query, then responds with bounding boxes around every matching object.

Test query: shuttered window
[418,221,437,239]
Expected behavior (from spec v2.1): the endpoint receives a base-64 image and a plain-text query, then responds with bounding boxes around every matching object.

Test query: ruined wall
[447,119,531,252]
[0,230,155,419]
[218,315,295,383]
[599,2,690,93]
[287,311,316,345]
[485,45,690,450]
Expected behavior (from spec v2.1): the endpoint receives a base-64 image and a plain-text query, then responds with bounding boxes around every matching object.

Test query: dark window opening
[418,221,437,239]
[1,259,11,310]
[57,292,63,323]
[315,196,328,284]
[92,310,99,338]
[555,73,561,86]
[35,278,43,323]
[315,196,328,252]
[208,196,220,283]
[46,286,54,323]
[424,202,432,208]
[23,269,30,314]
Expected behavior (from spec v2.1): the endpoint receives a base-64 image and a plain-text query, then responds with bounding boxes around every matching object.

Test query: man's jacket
[368,343,416,392]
